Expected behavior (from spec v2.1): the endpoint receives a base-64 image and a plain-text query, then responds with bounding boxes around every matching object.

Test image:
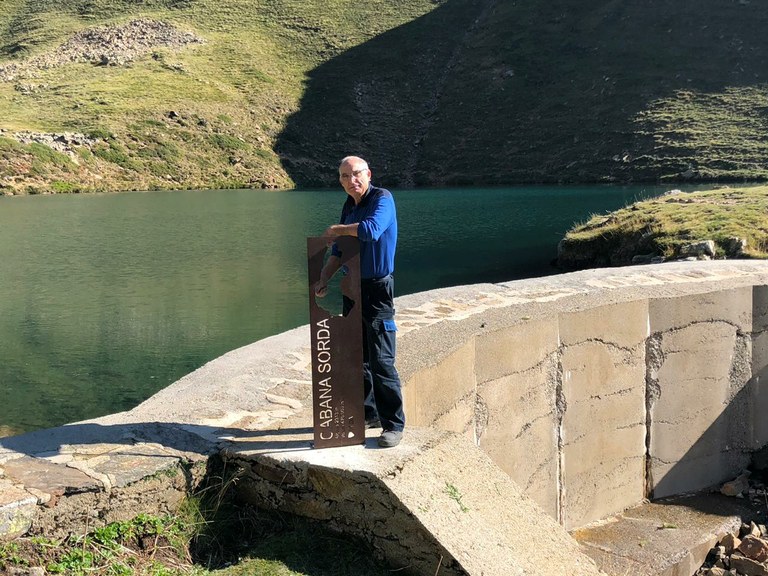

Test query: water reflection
[0,184,712,434]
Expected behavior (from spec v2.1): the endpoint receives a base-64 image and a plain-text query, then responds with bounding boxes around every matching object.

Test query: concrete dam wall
[395,265,768,530]
[2,260,768,575]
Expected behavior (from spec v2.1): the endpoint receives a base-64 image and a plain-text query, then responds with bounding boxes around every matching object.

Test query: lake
[0,184,706,435]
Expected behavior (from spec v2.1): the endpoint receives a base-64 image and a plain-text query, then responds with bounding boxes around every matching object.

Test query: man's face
[339,161,371,200]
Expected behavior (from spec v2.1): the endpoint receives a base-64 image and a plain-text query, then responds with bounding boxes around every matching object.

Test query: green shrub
[254,148,272,160]
[50,180,78,193]
[207,133,247,151]
[93,142,140,171]
[76,147,93,160]
[141,119,166,128]
[28,143,74,171]
[0,137,23,153]
[86,127,113,140]
[138,141,180,162]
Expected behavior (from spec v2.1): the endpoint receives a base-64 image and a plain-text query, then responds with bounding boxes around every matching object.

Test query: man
[314,156,405,448]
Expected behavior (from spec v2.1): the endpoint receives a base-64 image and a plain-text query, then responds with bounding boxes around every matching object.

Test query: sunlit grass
[0,0,442,193]
[563,185,768,261]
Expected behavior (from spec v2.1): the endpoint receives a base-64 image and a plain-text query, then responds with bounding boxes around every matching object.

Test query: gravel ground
[695,464,768,575]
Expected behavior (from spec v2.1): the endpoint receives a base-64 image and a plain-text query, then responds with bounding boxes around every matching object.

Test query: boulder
[679,240,716,259]
[738,535,768,562]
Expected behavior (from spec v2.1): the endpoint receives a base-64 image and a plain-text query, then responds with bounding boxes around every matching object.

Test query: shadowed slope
[278,0,768,186]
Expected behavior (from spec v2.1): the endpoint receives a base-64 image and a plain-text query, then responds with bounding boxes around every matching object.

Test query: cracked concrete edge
[395,261,768,379]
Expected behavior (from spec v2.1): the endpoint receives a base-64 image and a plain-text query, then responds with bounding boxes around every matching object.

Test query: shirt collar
[346,184,373,208]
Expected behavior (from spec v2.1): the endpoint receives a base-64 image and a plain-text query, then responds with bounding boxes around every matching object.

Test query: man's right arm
[314,254,342,297]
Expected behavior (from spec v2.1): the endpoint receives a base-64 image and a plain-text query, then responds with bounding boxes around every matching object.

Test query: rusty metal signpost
[307,236,364,448]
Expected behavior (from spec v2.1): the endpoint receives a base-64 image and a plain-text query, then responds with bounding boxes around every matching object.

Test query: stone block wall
[4,260,768,570]
[751,285,768,449]
[475,318,560,519]
[404,340,476,440]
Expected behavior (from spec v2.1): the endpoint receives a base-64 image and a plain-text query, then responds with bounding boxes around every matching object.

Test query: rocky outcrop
[1,130,99,157]
[0,19,204,82]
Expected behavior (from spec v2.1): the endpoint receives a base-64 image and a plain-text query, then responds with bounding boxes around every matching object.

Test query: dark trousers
[360,275,405,432]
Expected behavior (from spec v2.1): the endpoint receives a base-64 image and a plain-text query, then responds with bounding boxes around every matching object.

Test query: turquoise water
[0,185,704,434]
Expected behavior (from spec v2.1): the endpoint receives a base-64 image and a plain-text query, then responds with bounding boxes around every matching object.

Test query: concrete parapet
[3,261,768,574]
[475,318,560,517]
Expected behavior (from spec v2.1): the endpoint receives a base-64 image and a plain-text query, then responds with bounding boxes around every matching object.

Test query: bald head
[339,156,368,170]
[338,155,371,203]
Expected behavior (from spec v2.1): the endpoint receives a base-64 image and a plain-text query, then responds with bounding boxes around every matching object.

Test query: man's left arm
[321,193,394,241]
[322,223,358,238]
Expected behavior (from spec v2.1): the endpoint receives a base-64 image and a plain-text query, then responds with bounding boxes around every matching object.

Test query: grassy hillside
[1,0,768,193]
[557,184,768,270]
[0,0,442,193]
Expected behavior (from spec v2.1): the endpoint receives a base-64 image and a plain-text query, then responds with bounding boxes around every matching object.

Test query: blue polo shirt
[333,184,397,280]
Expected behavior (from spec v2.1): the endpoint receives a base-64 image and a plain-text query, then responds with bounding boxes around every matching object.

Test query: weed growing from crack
[658,522,678,530]
[444,482,469,513]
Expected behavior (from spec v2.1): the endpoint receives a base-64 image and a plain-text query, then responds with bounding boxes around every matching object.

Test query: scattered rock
[0,19,205,82]
[755,447,768,472]
[631,253,657,264]
[14,83,48,94]
[697,471,768,576]
[744,522,764,538]
[730,552,768,576]
[739,535,768,562]
[722,533,743,554]
[9,131,99,157]
[8,568,45,576]
[724,237,748,256]
[682,168,696,178]
[679,240,716,259]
